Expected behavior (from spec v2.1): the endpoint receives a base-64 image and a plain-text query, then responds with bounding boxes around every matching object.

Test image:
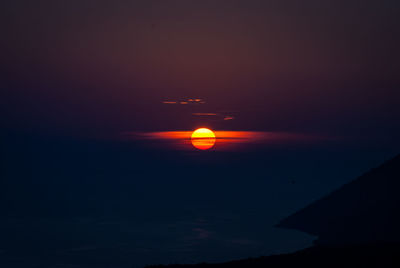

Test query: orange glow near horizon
[123,130,320,151]
[191,128,216,150]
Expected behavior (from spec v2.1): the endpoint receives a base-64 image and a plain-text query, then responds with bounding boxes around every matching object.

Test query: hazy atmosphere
[1,1,400,268]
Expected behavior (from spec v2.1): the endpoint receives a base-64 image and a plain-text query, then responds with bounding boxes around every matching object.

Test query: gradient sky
[2,0,400,139]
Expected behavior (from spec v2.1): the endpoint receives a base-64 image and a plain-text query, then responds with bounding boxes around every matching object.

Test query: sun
[191,128,216,150]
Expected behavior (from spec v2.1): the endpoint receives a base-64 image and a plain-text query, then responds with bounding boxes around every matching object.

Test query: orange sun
[191,128,216,150]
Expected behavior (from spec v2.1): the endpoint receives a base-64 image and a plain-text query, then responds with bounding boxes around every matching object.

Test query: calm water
[0,133,398,267]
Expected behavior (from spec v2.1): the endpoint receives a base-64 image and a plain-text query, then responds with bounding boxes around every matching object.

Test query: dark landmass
[277,154,400,245]
[146,243,400,268]
[147,154,400,268]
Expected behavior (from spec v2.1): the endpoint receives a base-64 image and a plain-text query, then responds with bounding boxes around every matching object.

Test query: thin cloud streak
[192,113,218,116]
[162,98,205,105]
[224,116,235,120]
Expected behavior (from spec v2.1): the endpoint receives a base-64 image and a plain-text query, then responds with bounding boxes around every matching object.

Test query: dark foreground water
[0,132,398,267]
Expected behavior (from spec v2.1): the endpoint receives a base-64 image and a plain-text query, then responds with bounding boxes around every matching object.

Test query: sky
[1,0,400,140]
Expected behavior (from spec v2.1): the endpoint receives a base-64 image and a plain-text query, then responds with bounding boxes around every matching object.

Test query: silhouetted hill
[146,154,400,267]
[277,154,400,245]
[145,243,400,268]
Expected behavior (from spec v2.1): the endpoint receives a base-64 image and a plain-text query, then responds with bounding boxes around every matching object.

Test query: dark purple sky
[2,0,400,139]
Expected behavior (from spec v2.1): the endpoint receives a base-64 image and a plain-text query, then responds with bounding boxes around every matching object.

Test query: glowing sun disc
[191,128,216,150]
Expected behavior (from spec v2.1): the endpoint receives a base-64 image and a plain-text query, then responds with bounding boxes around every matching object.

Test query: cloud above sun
[163,98,205,105]
[162,98,236,123]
